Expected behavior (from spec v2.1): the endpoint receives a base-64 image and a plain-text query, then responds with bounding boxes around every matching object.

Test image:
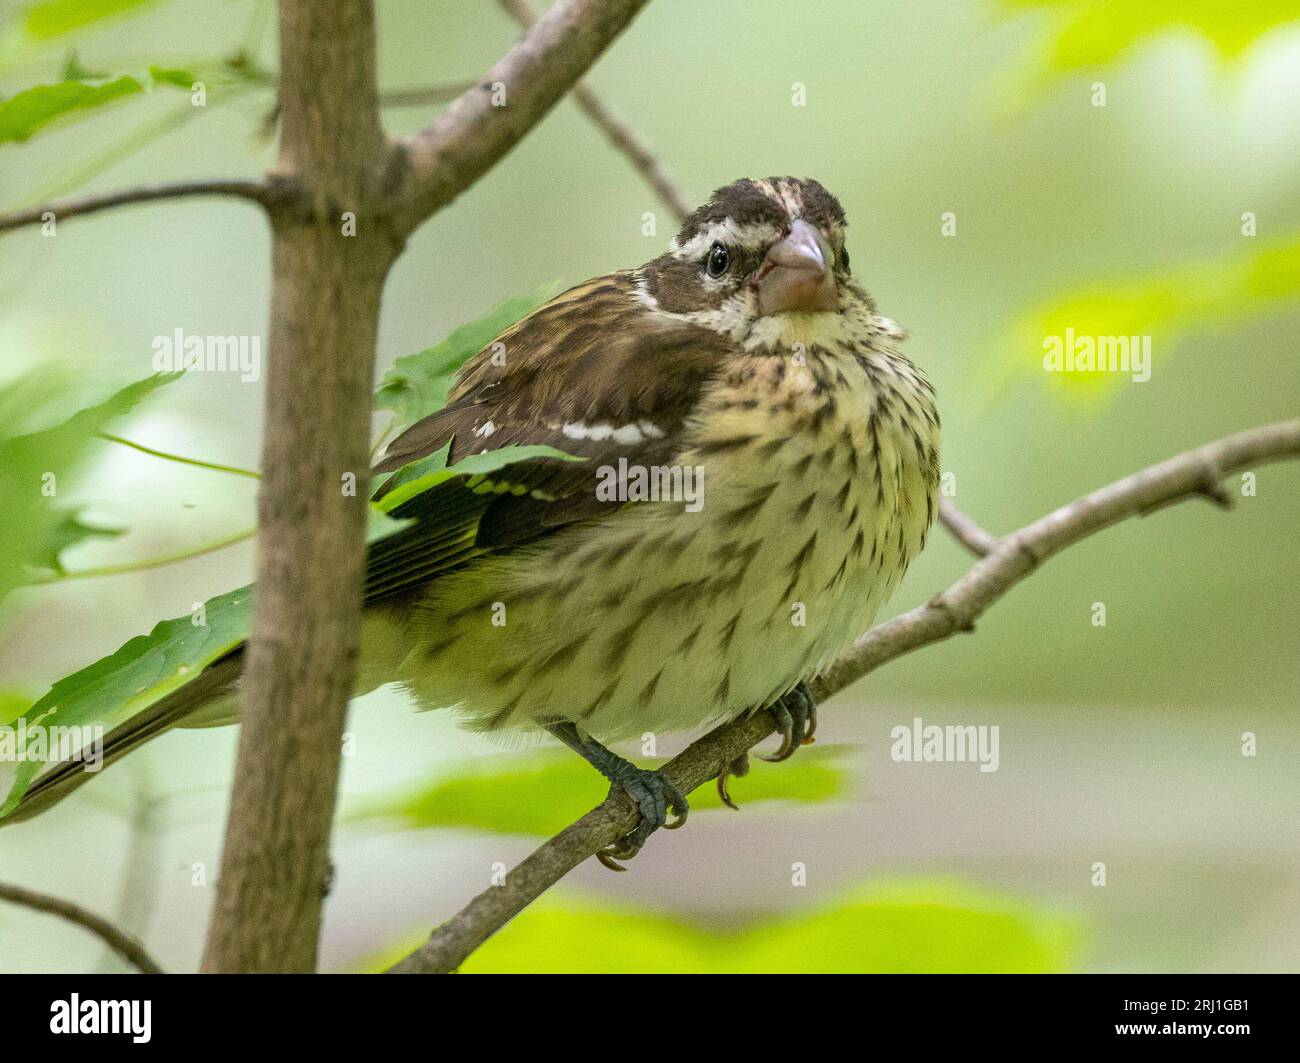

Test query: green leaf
[347,746,846,837]
[61,50,108,82]
[986,230,1300,405]
[374,282,558,437]
[23,0,163,39]
[365,879,1081,973]
[1000,0,1300,96]
[42,512,126,574]
[374,444,583,513]
[147,65,198,90]
[0,76,143,144]
[0,371,180,602]
[0,583,252,817]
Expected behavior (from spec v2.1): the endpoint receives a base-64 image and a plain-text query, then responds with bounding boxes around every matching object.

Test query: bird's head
[636,177,867,344]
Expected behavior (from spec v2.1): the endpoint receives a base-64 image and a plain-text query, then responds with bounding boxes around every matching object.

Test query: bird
[11,177,941,869]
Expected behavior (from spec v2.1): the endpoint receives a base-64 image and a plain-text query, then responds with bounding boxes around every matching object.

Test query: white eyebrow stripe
[669,218,785,259]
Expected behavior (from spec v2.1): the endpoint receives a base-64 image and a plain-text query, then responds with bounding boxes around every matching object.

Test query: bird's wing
[365,272,729,604]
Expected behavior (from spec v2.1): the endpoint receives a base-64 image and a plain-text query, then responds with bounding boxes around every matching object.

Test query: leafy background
[0,0,1297,972]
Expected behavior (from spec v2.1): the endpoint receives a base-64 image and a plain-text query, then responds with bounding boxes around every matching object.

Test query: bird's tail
[3,650,244,826]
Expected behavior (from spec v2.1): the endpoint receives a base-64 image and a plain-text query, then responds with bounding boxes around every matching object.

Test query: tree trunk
[201,0,397,973]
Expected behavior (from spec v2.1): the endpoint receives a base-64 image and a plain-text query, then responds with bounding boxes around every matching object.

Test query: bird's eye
[840,248,851,271]
[705,242,730,278]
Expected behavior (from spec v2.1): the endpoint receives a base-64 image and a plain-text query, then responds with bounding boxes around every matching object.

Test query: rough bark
[200,0,397,973]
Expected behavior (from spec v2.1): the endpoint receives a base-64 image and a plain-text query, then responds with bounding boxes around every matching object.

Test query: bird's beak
[756,219,838,316]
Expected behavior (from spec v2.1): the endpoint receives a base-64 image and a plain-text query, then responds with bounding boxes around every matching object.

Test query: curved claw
[596,845,634,872]
[758,683,817,763]
[596,767,689,871]
[716,752,750,810]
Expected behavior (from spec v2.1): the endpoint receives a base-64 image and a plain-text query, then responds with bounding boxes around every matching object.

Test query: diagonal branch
[387,418,1300,974]
[396,0,652,224]
[499,0,691,222]
[0,179,285,236]
[938,498,998,557]
[0,880,163,974]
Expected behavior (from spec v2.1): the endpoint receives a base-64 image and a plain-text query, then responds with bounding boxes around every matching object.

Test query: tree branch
[397,0,652,224]
[0,881,163,974]
[0,180,282,236]
[938,498,998,557]
[499,0,690,222]
[387,418,1300,974]
[201,0,393,974]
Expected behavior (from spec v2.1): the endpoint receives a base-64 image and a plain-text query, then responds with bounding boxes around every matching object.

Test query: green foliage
[348,746,847,836]
[1004,0,1300,89]
[991,231,1300,404]
[42,512,126,574]
[373,282,558,438]
[21,0,162,39]
[145,65,197,89]
[0,584,251,816]
[0,75,141,144]
[0,371,180,602]
[0,60,205,147]
[367,880,1081,973]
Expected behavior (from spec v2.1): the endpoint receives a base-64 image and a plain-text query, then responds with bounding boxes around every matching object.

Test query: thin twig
[0,179,283,236]
[379,81,479,108]
[0,880,164,974]
[938,498,999,557]
[387,419,1300,973]
[499,0,691,222]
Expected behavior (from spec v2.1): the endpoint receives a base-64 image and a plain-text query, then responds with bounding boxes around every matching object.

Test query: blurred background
[0,0,1297,972]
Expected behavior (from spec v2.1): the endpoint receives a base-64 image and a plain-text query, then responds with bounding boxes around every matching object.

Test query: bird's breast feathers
[386,307,940,742]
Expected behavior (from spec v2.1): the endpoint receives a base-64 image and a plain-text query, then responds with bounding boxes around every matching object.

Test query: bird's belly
[395,376,936,743]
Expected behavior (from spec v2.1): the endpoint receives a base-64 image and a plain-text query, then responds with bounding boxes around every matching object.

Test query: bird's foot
[597,766,689,872]
[717,751,750,810]
[758,681,818,763]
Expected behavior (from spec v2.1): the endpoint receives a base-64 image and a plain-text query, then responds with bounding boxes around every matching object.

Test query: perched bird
[13,178,940,868]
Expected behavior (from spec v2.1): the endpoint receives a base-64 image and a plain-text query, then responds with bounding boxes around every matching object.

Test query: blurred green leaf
[348,746,847,836]
[146,65,197,89]
[41,512,126,574]
[1003,0,1300,90]
[366,880,1081,973]
[374,282,558,438]
[22,0,163,38]
[988,231,1300,404]
[60,50,108,81]
[0,76,143,144]
[0,371,180,602]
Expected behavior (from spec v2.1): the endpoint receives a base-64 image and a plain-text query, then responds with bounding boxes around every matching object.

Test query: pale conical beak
[756,219,838,316]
